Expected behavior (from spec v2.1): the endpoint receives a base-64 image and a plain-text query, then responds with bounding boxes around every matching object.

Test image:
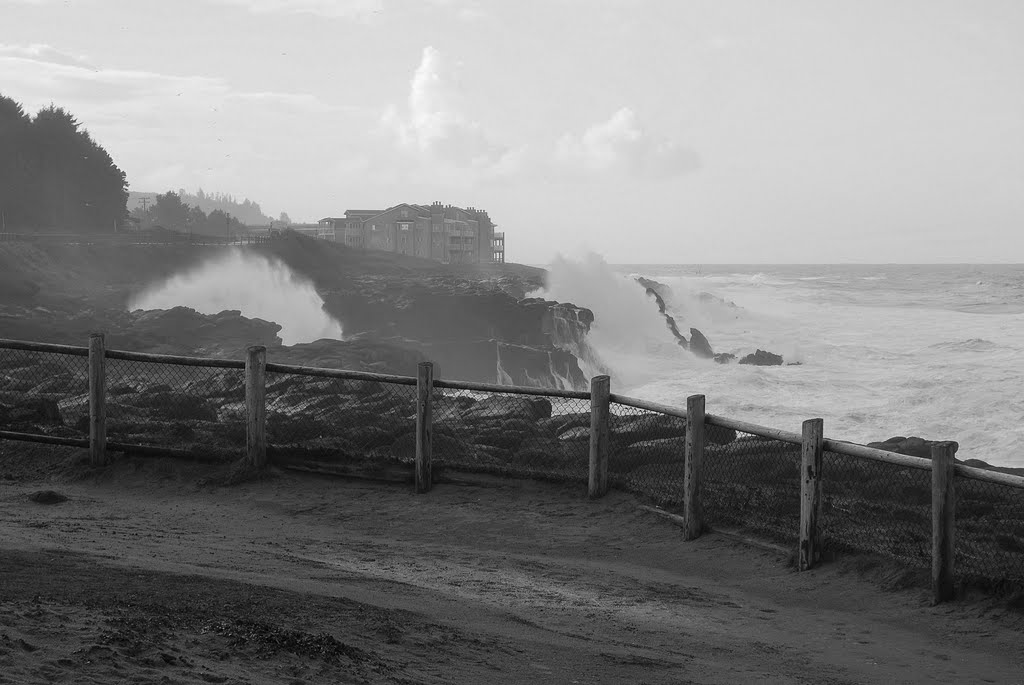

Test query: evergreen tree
[0,94,128,232]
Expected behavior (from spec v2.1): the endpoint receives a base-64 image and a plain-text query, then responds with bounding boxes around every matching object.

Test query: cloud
[382,46,513,172]
[554,108,700,178]
[211,0,383,18]
[0,42,365,211]
[0,43,95,70]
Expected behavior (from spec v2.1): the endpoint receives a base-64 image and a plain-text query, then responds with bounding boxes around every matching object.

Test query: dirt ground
[1,444,1023,684]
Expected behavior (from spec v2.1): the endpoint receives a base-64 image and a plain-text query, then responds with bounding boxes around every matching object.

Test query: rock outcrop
[738,349,784,366]
[866,436,959,459]
[636,276,788,367]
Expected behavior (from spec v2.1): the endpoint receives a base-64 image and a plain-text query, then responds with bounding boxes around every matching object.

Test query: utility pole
[139,196,151,212]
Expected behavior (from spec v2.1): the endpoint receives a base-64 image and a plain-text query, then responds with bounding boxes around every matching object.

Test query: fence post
[799,418,824,571]
[588,374,610,498]
[683,394,705,540]
[88,332,106,467]
[245,345,267,468]
[415,361,433,493]
[931,441,956,604]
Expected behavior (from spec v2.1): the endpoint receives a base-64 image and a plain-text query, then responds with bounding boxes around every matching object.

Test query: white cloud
[0,43,95,70]
[211,0,382,18]
[0,43,363,211]
[381,46,512,171]
[555,107,700,178]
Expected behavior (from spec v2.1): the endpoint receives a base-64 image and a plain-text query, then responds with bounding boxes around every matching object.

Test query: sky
[2,0,1023,263]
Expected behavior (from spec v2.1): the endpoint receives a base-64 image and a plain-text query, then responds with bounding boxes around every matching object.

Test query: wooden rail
[3,335,1024,604]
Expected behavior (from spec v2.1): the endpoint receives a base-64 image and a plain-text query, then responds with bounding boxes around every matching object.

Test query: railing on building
[3,335,1021,604]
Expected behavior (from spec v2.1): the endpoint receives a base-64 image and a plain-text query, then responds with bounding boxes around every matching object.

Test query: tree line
[0,94,128,232]
[131,191,248,236]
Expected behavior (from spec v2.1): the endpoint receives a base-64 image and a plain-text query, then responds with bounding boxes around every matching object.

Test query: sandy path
[1,455,1022,684]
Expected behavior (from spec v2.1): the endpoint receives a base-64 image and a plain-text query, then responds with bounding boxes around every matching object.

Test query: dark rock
[867,436,959,459]
[29,490,67,505]
[462,396,552,423]
[5,397,62,425]
[688,328,715,359]
[612,414,687,444]
[738,349,784,366]
[614,438,686,472]
[557,426,591,442]
[713,353,736,364]
[636,277,688,348]
[131,392,218,421]
[538,412,591,436]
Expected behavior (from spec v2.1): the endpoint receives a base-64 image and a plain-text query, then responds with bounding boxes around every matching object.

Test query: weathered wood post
[931,441,957,604]
[799,418,824,571]
[245,345,267,468]
[683,394,705,540]
[88,332,107,467]
[588,374,611,498]
[415,361,433,493]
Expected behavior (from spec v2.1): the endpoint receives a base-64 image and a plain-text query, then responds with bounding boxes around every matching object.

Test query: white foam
[130,248,343,346]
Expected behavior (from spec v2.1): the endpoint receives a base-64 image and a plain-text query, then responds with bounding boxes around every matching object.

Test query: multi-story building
[319,202,503,264]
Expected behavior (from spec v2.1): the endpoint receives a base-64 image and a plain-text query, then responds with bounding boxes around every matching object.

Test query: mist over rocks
[0,234,597,388]
[634,275,786,366]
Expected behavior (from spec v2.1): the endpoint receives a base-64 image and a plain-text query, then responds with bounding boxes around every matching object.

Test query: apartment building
[319,202,503,264]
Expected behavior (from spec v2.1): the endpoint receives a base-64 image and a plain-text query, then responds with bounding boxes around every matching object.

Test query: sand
[1,445,1022,684]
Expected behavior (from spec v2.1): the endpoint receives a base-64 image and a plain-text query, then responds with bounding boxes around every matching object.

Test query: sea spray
[130,248,343,346]
[532,253,696,388]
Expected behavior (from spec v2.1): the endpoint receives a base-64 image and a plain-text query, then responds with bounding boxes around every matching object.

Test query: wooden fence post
[932,441,957,604]
[416,361,433,493]
[799,418,824,571]
[88,332,106,467]
[683,394,705,540]
[588,375,611,498]
[245,345,267,468]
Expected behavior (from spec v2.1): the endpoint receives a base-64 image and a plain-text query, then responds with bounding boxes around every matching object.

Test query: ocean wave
[927,338,999,352]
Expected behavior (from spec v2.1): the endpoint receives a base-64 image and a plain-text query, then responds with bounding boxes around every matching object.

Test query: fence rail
[2,335,1023,601]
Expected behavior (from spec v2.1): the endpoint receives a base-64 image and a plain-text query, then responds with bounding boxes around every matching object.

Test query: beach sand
[1,443,1022,684]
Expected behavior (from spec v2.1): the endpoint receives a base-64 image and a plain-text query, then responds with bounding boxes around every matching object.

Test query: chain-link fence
[819,450,932,570]
[607,403,687,506]
[432,387,591,483]
[265,371,417,471]
[4,339,1024,594]
[104,356,245,459]
[955,476,1024,590]
[0,346,89,441]
[701,428,802,546]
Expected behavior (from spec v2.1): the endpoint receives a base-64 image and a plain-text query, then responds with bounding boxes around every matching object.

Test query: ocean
[537,259,1024,468]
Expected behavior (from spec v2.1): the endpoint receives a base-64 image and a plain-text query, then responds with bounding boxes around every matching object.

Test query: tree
[0,96,32,230]
[152,191,188,230]
[278,212,292,225]
[0,94,128,232]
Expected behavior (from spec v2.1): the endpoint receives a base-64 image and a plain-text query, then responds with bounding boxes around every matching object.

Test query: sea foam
[130,248,343,346]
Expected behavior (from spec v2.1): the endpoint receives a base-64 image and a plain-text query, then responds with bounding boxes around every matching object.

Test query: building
[319,202,503,264]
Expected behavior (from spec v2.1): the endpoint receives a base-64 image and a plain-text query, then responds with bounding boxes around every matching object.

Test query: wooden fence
[2,334,1023,604]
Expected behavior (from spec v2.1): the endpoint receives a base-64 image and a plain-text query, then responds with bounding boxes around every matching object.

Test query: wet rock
[867,436,959,459]
[462,396,552,423]
[29,490,67,505]
[688,328,715,359]
[713,353,736,364]
[738,349,784,366]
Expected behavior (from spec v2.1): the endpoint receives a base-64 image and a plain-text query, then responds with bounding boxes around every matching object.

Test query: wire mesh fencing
[0,346,89,440]
[607,403,687,506]
[955,476,1024,591]
[701,428,801,546]
[103,357,245,459]
[264,372,418,471]
[431,388,591,483]
[819,450,932,570]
